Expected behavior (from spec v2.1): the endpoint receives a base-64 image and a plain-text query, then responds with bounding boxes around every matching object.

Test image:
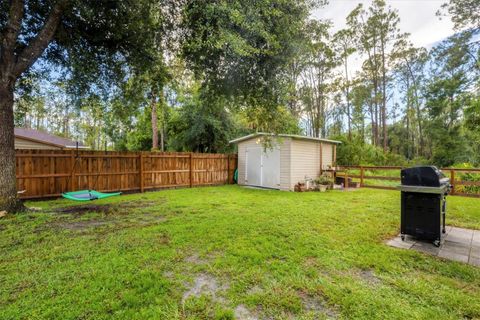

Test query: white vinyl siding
[279,138,291,190]
[321,143,334,171]
[290,140,320,190]
[14,137,61,150]
[236,136,336,191]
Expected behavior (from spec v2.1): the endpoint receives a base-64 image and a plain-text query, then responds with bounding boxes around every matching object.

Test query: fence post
[70,151,75,191]
[227,154,230,184]
[450,170,455,195]
[345,171,349,189]
[189,152,193,188]
[360,166,364,187]
[139,152,144,193]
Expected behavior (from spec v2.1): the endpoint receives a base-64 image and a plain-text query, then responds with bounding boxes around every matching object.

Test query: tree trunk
[159,93,165,152]
[343,51,352,141]
[0,82,22,212]
[381,46,388,152]
[405,83,411,159]
[160,128,164,152]
[369,102,375,145]
[151,91,158,151]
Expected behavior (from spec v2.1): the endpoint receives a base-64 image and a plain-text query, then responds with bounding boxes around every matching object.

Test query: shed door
[261,147,280,189]
[245,146,280,189]
[246,147,262,186]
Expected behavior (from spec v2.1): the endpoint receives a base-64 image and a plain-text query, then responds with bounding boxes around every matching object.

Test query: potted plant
[314,175,331,192]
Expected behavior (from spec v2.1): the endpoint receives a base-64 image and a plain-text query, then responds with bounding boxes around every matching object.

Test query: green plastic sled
[62,190,121,201]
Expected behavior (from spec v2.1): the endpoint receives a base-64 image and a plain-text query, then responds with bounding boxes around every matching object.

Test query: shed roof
[15,128,87,149]
[229,132,341,145]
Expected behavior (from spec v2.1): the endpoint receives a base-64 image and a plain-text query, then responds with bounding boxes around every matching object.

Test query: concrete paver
[386,226,478,267]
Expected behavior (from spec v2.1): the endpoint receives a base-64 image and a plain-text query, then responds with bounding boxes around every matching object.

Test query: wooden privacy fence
[16,150,238,199]
[335,165,480,198]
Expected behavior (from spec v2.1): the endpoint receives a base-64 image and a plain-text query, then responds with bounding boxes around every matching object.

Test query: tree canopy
[1,0,480,212]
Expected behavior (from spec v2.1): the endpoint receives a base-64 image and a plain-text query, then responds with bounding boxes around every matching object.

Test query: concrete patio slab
[386,226,479,267]
[470,257,480,267]
[471,246,480,259]
[472,231,480,245]
[438,250,469,263]
[387,238,413,249]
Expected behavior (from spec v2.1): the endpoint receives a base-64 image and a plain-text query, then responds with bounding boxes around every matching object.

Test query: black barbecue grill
[397,166,451,247]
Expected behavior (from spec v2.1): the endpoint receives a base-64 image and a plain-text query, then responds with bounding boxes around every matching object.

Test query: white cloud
[311,0,456,74]
[312,0,455,47]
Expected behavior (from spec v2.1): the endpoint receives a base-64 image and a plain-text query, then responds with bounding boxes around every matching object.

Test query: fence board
[15,150,237,199]
[338,165,480,197]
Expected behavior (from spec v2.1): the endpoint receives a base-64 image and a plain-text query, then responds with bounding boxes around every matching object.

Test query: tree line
[0,0,478,211]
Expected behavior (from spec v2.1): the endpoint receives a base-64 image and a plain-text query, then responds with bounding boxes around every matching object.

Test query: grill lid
[401,166,447,187]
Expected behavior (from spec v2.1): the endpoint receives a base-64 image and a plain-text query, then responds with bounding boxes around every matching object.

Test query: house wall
[14,137,61,150]
[237,137,291,190]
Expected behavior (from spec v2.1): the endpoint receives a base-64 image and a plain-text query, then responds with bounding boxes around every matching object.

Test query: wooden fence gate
[15,150,238,199]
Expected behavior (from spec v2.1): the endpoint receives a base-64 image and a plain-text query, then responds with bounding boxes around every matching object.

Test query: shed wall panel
[290,140,320,190]
[321,143,334,170]
[279,138,291,190]
[290,140,336,190]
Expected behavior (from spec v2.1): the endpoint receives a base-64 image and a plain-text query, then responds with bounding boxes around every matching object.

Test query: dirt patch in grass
[182,273,229,304]
[234,304,260,320]
[246,285,263,295]
[357,269,382,286]
[56,204,114,215]
[55,220,109,231]
[299,291,339,319]
[55,199,165,216]
[184,251,221,265]
[51,214,167,232]
[184,253,209,265]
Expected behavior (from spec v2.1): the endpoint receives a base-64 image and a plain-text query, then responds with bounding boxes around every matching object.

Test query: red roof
[14,128,86,148]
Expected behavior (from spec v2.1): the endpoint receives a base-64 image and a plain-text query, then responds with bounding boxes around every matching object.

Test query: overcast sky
[312,0,455,47]
[311,0,456,75]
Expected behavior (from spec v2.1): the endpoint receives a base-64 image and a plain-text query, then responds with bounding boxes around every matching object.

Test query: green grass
[1,186,479,319]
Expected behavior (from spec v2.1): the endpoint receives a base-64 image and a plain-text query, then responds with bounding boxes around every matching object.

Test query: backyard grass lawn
[1,187,480,319]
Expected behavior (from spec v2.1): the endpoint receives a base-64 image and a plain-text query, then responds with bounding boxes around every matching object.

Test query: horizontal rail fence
[16,150,238,199]
[335,166,480,198]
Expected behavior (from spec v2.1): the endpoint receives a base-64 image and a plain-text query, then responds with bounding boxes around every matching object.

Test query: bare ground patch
[56,204,114,215]
[234,304,260,320]
[299,291,339,319]
[184,253,210,265]
[246,284,263,295]
[182,273,229,304]
[51,214,167,232]
[55,220,109,231]
[55,199,165,216]
[357,269,382,286]
[183,251,222,266]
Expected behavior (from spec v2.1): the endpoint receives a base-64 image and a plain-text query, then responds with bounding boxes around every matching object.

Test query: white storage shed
[230,133,341,191]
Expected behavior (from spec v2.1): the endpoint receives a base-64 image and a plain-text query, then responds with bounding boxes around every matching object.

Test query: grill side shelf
[396,185,448,194]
